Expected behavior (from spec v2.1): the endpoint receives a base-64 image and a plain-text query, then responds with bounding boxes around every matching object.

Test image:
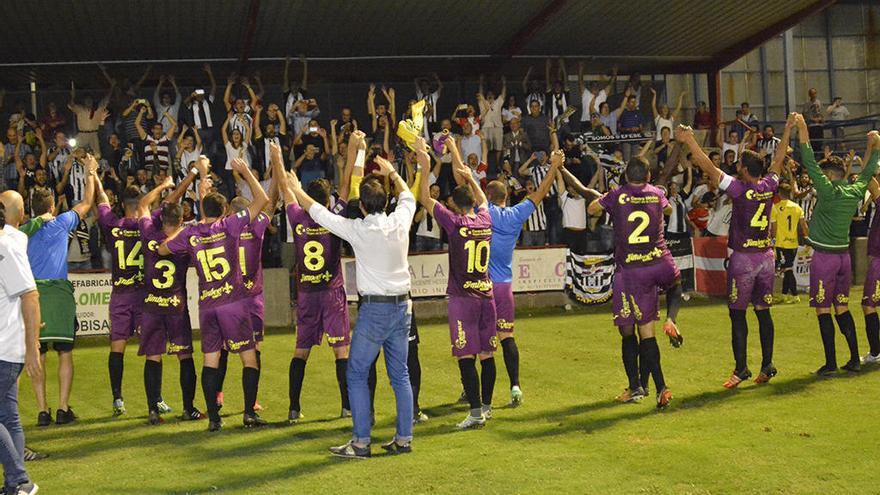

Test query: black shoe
[815,364,838,377]
[180,408,206,421]
[12,482,39,495]
[329,441,371,459]
[380,439,412,455]
[208,420,223,432]
[23,446,48,461]
[55,408,77,425]
[842,360,861,373]
[288,409,303,424]
[36,410,51,427]
[243,413,268,428]
[457,390,468,404]
[754,365,778,384]
[148,410,164,426]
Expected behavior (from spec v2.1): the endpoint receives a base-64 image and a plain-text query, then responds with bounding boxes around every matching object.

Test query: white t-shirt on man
[0,226,36,363]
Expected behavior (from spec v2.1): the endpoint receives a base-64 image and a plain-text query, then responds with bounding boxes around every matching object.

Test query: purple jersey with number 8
[287,201,346,292]
[166,210,250,309]
[598,183,670,267]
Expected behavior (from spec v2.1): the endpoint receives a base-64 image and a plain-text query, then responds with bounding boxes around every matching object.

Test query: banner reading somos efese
[341,247,568,301]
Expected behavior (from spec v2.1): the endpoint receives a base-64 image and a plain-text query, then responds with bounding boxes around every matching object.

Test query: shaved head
[229,196,250,214]
[0,190,24,227]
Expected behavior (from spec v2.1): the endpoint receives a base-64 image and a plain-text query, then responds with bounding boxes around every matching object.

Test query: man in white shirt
[578,63,617,130]
[478,76,507,163]
[0,198,42,495]
[293,152,416,459]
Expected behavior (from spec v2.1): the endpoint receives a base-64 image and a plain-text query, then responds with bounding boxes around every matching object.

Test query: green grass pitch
[19,292,880,494]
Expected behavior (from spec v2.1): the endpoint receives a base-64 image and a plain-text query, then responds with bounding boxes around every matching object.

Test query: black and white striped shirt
[666,193,689,234]
[525,198,546,231]
[757,136,781,159]
[529,164,558,197]
[143,136,171,173]
[66,161,88,206]
[798,190,815,221]
[49,145,71,185]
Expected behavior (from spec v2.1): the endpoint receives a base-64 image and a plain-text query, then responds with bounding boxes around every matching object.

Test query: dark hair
[625,157,649,183]
[740,150,765,178]
[202,192,228,218]
[764,125,775,132]
[122,185,142,210]
[486,180,508,204]
[708,151,720,160]
[161,202,183,227]
[31,188,55,216]
[307,178,332,207]
[452,185,475,210]
[359,176,387,214]
[819,156,846,179]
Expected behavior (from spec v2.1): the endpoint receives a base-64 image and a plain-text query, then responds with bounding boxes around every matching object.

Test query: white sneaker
[510,386,523,407]
[481,405,493,420]
[156,400,172,414]
[456,414,486,429]
[112,399,126,416]
[860,352,880,365]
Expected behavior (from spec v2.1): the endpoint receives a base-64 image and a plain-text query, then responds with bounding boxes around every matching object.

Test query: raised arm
[223,74,235,112]
[72,154,98,219]
[859,131,880,183]
[545,58,552,93]
[453,152,487,210]
[164,112,177,140]
[135,107,148,140]
[416,137,438,213]
[165,168,198,206]
[522,66,533,94]
[577,61,586,96]
[137,176,174,218]
[532,151,569,204]
[558,159,600,203]
[221,113,231,144]
[270,141,295,206]
[650,87,659,119]
[338,130,365,203]
[675,125,722,185]
[253,104,263,140]
[203,63,217,99]
[671,90,686,121]
[769,113,795,176]
[231,158,268,220]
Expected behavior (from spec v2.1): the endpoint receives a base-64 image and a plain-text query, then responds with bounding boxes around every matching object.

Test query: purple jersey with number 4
[98,203,144,293]
[598,183,670,267]
[433,204,493,299]
[140,215,190,315]
[239,212,270,296]
[166,210,250,309]
[719,173,778,253]
[287,201,346,292]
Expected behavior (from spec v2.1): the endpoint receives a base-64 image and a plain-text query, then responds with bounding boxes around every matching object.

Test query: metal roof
[0,0,834,90]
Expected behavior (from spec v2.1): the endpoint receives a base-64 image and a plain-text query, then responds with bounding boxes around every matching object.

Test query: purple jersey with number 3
[98,203,145,293]
[598,183,670,267]
[166,211,250,309]
[287,201,346,292]
[239,212,270,296]
[719,173,778,253]
[433,204,493,299]
[139,215,191,314]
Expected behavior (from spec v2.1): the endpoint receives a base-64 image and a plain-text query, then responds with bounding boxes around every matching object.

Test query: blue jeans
[348,301,413,445]
[0,361,28,490]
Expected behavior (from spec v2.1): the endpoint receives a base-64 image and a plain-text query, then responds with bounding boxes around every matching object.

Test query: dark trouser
[809,125,824,151]
[563,228,587,255]
[0,361,28,490]
[543,198,562,245]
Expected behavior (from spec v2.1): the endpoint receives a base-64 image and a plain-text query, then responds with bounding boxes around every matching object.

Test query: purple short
[448,295,497,357]
[809,249,852,308]
[863,256,880,308]
[296,287,351,349]
[109,291,143,342]
[612,256,680,328]
[199,298,255,354]
[493,282,515,334]
[727,249,775,310]
[249,294,265,342]
[138,311,193,357]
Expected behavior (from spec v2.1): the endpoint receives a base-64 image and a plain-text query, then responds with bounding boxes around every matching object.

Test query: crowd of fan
[0,58,863,273]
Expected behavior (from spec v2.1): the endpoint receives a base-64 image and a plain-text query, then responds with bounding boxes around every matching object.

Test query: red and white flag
[692,236,729,297]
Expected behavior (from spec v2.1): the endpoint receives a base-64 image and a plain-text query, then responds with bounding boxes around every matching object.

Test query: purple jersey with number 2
[719,172,778,253]
[433,203,493,299]
[598,183,670,267]
[166,210,250,309]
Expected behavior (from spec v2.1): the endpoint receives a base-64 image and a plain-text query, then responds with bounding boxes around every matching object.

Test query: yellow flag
[396,99,426,150]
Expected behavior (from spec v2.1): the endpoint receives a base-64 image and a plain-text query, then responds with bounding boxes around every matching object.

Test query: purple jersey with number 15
[598,183,670,267]
[433,203,493,299]
[166,210,250,309]
[719,172,779,253]
[239,212,270,296]
[98,203,145,293]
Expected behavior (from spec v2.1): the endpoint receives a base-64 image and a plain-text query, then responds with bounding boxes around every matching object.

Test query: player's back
[140,216,190,314]
[600,183,669,268]
[437,206,493,298]
[488,201,533,283]
[772,199,802,249]
[724,174,777,252]
[287,202,344,292]
[239,212,271,294]
[98,204,144,292]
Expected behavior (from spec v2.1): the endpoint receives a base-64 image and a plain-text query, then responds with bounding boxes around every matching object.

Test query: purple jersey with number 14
[598,183,670,267]
[239,212,270,296]
[433,203,493,299]
[98,203,144,293]
[166,210,250,309]
[719,172,779,253]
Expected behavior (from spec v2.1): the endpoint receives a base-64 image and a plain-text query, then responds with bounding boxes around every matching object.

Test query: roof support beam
[237,0,262,72]
[496,0,569,57]
[712,0,836,71]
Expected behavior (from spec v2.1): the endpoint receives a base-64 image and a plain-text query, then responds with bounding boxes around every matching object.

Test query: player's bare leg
[32,353,49,426]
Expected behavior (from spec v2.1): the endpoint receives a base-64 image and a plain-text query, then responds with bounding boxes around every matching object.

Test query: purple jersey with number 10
[98,203,144,293]
[166,210,250,309]
[598,183,670,267]
[719,173,778,253]
[433,204,493,299]
[139,215,191,314]
[239,212,270,296]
